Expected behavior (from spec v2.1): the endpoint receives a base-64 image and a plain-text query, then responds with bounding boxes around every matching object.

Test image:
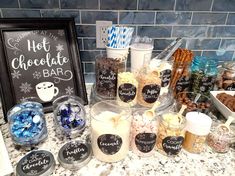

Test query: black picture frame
[0,18,88,122]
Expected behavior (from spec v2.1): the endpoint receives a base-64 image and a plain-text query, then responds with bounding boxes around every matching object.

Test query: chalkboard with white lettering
[0,18,87,121]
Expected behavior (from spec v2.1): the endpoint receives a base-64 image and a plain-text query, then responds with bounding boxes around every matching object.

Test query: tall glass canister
[90,100,132,162]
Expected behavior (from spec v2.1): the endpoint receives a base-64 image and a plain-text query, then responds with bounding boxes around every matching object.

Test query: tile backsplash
[1,0,235,82]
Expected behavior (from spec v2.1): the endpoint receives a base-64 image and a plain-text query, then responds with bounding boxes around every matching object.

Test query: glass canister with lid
[95,54,126,98]
[191,56,218,96]
[217,61,235,90]
[8,101,47,147]
[137,65,161,107]
[156,111,186,156]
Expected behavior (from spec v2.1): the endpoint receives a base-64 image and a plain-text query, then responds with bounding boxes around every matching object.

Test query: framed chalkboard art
[0,18,88,121]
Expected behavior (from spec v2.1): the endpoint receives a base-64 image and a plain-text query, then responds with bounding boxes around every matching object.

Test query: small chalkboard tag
[58,141,91,170]
[162,136,184,155]
[135,133,156,153]
[16,150,55,176]
[118,83,137,103]
[199,76,215,92]
[160,69,172,87]
[98,69,117,90]
[97,134,122,155]
[176,76,190,93]
[142,84,160,103]
[226,83,235,90]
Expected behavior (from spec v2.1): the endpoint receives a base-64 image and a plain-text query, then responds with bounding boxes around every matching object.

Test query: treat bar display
[0,23,235,176]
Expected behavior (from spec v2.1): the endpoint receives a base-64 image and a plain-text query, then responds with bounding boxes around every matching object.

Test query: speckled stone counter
[0,85,235,176]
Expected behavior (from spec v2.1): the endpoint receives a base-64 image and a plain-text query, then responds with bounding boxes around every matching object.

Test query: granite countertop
[0,85,235,176]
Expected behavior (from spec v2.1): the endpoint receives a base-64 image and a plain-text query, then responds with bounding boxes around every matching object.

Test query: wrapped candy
[8,101,47,146]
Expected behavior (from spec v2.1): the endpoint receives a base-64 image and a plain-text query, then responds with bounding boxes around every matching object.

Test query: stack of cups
[130,43,153,72]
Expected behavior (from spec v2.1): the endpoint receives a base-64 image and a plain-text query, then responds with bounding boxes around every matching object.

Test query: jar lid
[186,112,212,136]
[16,150,55,176]
[58,140,92,170]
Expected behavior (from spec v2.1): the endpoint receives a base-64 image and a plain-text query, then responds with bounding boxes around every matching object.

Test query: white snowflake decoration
[20,82,32,94]
[33,71,41,79]
[65,86,74,95]
[11,70,21,79]
[56,44,64,52]
[58,30,65,36]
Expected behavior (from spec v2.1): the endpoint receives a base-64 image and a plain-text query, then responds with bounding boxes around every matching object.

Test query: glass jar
[137,66,161,107]
[149,58,173,95]
[183,112,212,153]
[217,61,235,90]
[95,54,126,98]
[117,71,138,107]
[191,56,217,96]
[156,112,186,156]
[90,100,132,162]
[8,101,47,146]
[53,95,86,139]
[131,109,158,157]
[170,61,191,97]
[206,122,235,153]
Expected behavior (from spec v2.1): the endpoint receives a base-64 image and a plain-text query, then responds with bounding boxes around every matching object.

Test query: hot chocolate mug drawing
[36,82,59,102]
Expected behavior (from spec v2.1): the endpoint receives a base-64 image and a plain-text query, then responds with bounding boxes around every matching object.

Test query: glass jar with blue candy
[7,101,48,146]
[190,56,218,96]
[53,95,86,139]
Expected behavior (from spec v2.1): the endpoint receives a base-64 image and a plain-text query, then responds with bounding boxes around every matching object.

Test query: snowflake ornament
[56,44,64,52]
[20,82,33,94]
[33,71,41,79]
[58,30,65,36]
[11,70,21,79]
[65,86,74,95]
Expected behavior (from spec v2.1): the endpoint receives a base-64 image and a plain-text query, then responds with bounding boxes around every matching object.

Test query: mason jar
[217,61,235,90]
[90,100,132,162]
[191,56,218,96]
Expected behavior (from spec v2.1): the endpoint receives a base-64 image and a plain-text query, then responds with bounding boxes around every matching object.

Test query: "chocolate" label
[118,83,137,103]
[97,134,122,155]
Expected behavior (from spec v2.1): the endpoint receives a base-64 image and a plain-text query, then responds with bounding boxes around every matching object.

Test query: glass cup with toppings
[90,100,132,162]
[53,95,86,139]
[156,111,186,156]
[131,108,158,157]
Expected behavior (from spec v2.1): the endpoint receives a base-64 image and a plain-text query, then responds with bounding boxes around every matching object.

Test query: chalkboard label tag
[16,150,55,176]
[176,76,190,93]
[118,83,137,103]
[135,133,156,153]
[160,69,172,87]
[199,76,215,92]
[225,83,235,91]
[142,84,160,103]
[162,136,184,155]
[58,141,92,170]
[97,134,122,155]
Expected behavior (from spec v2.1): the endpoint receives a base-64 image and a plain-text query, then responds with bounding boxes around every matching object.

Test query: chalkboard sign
[0,18,87,121]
